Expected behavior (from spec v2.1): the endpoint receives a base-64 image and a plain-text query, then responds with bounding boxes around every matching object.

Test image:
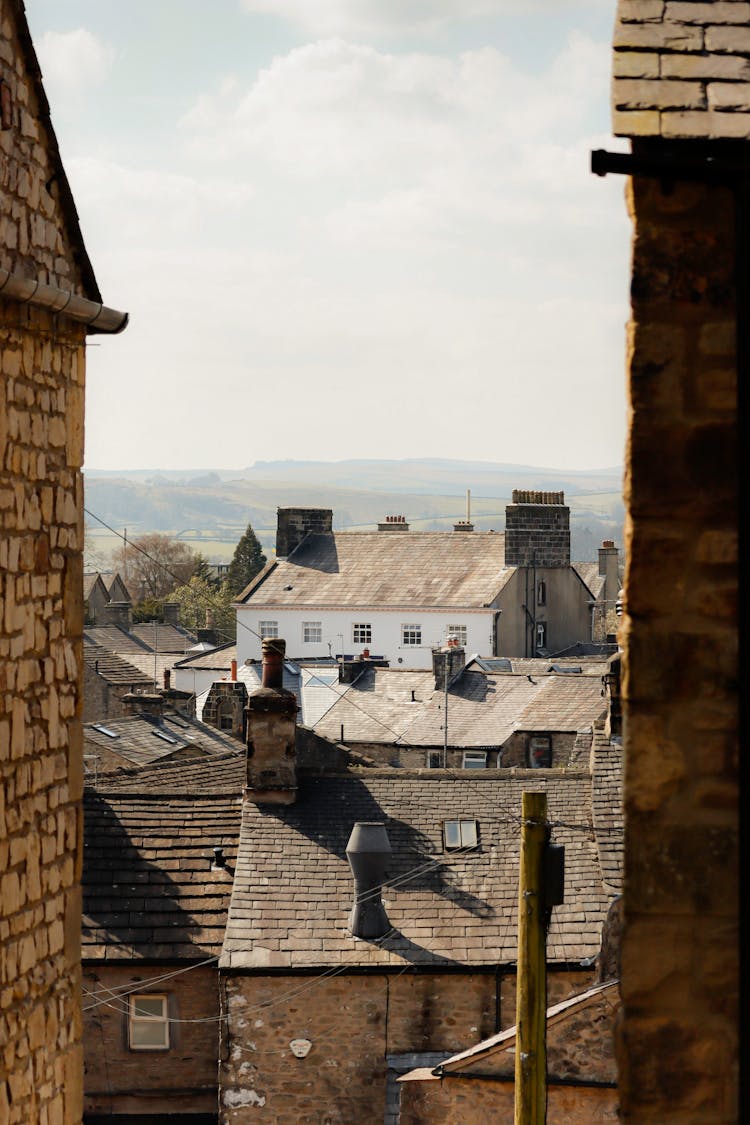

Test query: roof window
[151,729,178,745]
[91,724,119,739]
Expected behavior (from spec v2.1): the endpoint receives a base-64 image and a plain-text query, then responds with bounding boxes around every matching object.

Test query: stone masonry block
[706,23,750,50]
[662,51,750,79]
[618,0,667,21]
[613,108,662,135]
[666,1,750,24]
[614,77,706,109]
[613,21,703,50]
[708,80,750,109]
[662,108,750,136]
[614,51,661,77]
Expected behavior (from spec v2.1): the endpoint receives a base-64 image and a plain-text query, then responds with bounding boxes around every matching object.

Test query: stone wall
[400,1079,618,1124]
[0,301,87,1124]
[275,507,333,559]
[618,172,739,1120]
[219,968,592,1123]
[82,963,220,1118]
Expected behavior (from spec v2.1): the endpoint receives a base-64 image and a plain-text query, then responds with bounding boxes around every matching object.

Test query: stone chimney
[245,637,297,803]
[346,822,392,939]
[453,520,474,532]
[504,490,570,567]
[104,600,132,630]
[121,691,164,720]
[377,514,409,531]
[432,637,466,692]
[598,540,620,602]
[276,507,333,559]
[162,602,180,625]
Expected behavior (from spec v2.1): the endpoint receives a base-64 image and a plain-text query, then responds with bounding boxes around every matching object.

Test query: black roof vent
[345,822,392,939]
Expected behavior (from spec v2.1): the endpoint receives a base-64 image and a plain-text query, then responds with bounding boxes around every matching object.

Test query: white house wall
[235,609,495,670]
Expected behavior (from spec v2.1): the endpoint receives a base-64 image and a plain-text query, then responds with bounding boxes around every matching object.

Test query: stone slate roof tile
[313,668,606,747]
[84,714,243,772]
[221,770,617,970]
[239,531,511,609]
[83,640,154,687]
[82,787,242,959]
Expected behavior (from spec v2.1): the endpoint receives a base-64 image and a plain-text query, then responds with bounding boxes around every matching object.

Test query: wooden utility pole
[514,790,549,1125]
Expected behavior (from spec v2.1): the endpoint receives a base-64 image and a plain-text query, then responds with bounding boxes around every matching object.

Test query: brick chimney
[504,490,570,567]
[245,637,297,803]
[432,637,466,692]
[377,514,410,531]
[276,507,333,559]
[104,600,132,630]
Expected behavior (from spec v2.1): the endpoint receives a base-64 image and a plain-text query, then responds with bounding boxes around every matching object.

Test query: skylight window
[443,819,478,850]
[92,724,119,739]
[151,730,178,745]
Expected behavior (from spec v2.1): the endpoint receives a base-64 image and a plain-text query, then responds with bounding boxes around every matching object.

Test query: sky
[26,0,631,473]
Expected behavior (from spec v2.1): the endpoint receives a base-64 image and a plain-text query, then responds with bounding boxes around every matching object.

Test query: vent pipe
[346,822,392,939]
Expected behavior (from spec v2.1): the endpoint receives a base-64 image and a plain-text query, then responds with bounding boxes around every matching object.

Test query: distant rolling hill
[83,458,625,565]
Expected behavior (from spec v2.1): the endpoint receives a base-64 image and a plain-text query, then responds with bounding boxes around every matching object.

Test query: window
[535,621,547,651]
[447,624,467,646]
[353,623,372,645]
[537,580,546,606]
[443,819,478,850]
[401,624,422,646]
[426,751,441,769]
[129,994,169,1050]
[528,735,551,769]
[303,621,322,644]
[462,750,487,769]
[259,620,278,638]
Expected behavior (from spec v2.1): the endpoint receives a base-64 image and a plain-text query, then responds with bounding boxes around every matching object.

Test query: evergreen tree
[226,523,267,595]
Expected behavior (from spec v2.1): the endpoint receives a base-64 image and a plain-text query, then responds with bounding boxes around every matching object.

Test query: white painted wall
[235,608,495,669]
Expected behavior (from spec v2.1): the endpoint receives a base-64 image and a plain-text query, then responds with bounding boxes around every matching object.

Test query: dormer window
[443,819,478,851]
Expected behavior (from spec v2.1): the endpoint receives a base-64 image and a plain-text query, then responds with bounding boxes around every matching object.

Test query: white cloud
[36,28,115,97]
[239,0,592,38]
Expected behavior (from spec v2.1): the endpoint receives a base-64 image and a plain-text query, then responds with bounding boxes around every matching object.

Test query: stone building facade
[599,2,743,1120]
[0,4,127,1122]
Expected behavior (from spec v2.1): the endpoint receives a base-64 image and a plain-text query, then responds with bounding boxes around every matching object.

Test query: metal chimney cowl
[346,822,392,939]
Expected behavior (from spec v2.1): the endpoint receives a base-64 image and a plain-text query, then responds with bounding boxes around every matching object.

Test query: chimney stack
[162,602,180,626]
[346,822,392,939]
[377,514,410,531]
[432,638,466,692]
[121,691,164,720]
[104,600,132,630]
[598,540,620,604]
[245,637,297,804]
[276,507,333,559]
[504,490,570,567]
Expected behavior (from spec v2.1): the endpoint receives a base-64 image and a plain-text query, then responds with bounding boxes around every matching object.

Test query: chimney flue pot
[261,636,285,690]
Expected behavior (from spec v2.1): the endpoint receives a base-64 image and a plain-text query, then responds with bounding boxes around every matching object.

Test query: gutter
[0,266,128,334]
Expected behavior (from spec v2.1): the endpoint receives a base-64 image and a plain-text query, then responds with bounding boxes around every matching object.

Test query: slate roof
[84,713,243,772]
[592,725,624,896]
[83,640,153,688]
[312,668,607,748]
[573,561,605,601]
[238,531,512,609]
[221,770,618,970]
[174,642,237,671]
[612,0,750,139]
[96,751,245,794]
[82,782,242,960]
[129,622,198,652]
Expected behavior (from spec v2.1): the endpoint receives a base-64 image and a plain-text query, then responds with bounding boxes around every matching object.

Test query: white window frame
[352,623,372,646]
[447,624,467,647]
[258,620,278,638]
[401,624,422,647]
[462,750,487,770]
[302,621,322,644]
[443,819,478,851]
[128,994,169,1050]
[535,621,547,650]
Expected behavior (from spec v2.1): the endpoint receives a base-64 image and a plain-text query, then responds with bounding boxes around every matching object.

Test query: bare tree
[111,533,206,601]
